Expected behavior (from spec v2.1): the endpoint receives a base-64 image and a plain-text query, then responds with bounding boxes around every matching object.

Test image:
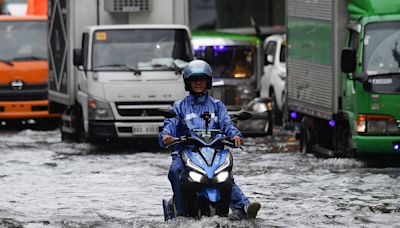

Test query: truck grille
[0,83,48,101]
[115,101,173,117]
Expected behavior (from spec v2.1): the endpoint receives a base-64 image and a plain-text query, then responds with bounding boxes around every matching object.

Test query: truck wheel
[336,121,355,158]
[300,117,312,153]
[61,129,74,142]
[266,110,273,135]
[271,91,283,126]
[76,111,89,143]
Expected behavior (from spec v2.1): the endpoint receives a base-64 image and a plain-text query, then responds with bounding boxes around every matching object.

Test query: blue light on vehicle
[193,45,205,51]
[394,144,399,151]
[214,45,226,51]
[290,112,297,119]
[329,120,335,127]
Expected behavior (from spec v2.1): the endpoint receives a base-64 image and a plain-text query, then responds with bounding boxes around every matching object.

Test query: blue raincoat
[159,93,249,216]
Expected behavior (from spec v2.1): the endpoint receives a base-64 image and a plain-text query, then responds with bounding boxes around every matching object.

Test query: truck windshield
[363,21,400,76]
[0,21,47,61]
[92,29,192,71]
[194,46,255,78]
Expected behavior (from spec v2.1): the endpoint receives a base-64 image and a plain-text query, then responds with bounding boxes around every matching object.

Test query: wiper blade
[0,59,14,66]
[367,72,400,77]
[152,59,187,74]
[12,56,47,61]
[95,64,141,75]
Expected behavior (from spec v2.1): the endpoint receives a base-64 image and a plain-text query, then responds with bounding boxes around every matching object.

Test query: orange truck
[0,1,60,128]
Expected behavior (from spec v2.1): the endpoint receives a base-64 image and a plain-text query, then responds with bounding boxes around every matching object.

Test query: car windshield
[194,45,255,78]
[0,21,47,61]
[92,29,192,71]
[363,21,400,76]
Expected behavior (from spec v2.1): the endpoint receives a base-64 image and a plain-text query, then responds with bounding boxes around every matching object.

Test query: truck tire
[336,121,355,158]
[266,110,273,135]
[76,109,90,143]
[300,117,313,153]
[271,91,283,126]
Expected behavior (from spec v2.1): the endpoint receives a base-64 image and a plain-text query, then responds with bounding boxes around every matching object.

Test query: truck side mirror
[73,48,84,67]
[341,48,357,73]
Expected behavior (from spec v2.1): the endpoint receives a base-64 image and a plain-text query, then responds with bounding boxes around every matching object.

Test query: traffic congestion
[0,0,399,227]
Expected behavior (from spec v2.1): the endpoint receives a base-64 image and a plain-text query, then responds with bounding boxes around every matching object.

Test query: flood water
[0,128,399,227]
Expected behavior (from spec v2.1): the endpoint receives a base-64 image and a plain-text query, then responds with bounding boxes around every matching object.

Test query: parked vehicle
[1,0,26,16]
[260,34,286,125]
[48,0,193,142]
[286,0,400,156]
[0,5,60,129]
[192,31,273,135]
[160,109,251,219]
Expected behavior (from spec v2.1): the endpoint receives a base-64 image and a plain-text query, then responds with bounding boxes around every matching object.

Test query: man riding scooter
[159,60,261,219]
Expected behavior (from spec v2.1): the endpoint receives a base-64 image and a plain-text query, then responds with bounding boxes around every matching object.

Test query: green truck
[286,0,400,156]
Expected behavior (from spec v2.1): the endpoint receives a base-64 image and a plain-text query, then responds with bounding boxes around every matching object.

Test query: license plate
[132,125,159,135]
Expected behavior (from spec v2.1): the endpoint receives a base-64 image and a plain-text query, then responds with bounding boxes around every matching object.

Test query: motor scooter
[159,109,251,220]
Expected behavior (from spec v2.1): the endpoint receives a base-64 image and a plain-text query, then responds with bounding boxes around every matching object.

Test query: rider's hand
[232,135,243,147]
[162,135,175,145]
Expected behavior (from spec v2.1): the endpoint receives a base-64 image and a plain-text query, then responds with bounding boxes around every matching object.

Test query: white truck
[48,0,193,142]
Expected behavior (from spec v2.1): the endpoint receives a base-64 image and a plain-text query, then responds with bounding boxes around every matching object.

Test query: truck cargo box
[286,0,349,119]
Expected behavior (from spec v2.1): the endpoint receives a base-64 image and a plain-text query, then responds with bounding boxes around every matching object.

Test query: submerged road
[0,128,399,227]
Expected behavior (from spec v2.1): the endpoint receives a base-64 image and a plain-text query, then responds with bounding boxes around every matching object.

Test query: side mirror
[234,111,252,121]
[73,48,84,67]
[341,48,357,73]
[158,108,177,118]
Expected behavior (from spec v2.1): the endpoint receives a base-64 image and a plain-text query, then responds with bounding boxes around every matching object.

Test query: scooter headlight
[182,152,207,175]
[188,171,204,183]
[215,153,232,174]
[214,171,229,183]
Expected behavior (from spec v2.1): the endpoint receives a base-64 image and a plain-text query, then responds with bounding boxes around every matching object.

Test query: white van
[260,34,286,125]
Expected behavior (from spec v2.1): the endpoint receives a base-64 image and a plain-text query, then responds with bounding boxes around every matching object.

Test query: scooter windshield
[192,129,222,145]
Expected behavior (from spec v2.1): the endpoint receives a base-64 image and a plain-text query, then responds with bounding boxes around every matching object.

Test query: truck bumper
[355,135,400,154]
[0,100,60,120]
[89,121,163,139]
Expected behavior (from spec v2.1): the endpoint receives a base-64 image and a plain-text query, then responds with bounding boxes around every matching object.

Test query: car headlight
[214,171,229,183]
[357,114,400,133]
[88,97,115,120]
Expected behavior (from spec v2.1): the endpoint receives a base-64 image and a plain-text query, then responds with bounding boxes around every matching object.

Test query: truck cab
[0,15,59,128]
[63,25,192,141]
[341,2,400,154]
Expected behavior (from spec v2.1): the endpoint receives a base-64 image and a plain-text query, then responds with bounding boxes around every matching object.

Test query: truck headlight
[357,114,399,133]
[88,97,115,120]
